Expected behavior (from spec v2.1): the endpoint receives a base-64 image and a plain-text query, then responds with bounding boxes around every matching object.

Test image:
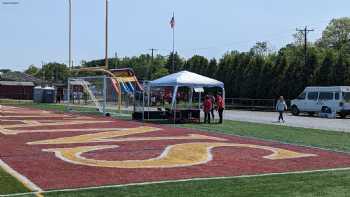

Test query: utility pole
[148,48,158,80]
[114,52,118,69]
[149,48,158,60]
[296,26,314,67]
[41,61,45,85]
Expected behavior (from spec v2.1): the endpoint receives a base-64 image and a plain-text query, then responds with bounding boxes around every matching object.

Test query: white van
[290,86,350,118]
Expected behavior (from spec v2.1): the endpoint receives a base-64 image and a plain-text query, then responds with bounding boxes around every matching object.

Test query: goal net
[66,76,135,118]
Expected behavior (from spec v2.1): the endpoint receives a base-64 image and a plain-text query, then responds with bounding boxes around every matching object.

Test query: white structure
[291,86,350,118]
[149,71,225,110]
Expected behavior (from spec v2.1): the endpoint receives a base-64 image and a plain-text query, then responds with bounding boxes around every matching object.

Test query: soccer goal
[66,76,135,118]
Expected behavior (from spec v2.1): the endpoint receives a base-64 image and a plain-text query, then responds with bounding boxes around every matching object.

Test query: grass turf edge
[0,166,30,195]
[41,170,350,197]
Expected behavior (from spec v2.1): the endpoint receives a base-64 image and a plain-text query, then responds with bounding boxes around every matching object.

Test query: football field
[1,105,350,197]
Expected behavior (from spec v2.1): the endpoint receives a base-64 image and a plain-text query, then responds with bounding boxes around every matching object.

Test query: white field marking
[0,117,94,122]
[43,144,214,169]
[0,117,96,124]
[0,110,52,115]
[1,166,350,197]
[0,159,42,193]
[2,120,113,129]
[2,127,134,135]
[0,115,71,118]
[178,126,350,155]
[29,133,226,145]
[43,142,315,169]
[0,121,115,135]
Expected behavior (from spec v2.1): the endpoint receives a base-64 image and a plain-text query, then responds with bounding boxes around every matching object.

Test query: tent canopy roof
[149,71,224,88]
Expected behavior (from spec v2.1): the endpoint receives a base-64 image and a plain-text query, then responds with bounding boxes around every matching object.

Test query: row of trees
[24,17,350,99]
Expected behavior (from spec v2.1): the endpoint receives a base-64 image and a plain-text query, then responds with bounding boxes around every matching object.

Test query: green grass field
[1,102,350,197]
[0,168,30,195]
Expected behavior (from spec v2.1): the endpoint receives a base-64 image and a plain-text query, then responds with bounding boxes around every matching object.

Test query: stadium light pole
[105,0,109,68]
[68,0,72,69]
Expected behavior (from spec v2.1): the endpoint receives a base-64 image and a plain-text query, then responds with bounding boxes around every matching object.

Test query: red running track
[1,105,350,191]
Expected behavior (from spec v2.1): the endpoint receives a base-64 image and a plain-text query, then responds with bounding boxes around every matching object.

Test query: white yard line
[0,160,42,195]
[1,166,350,197]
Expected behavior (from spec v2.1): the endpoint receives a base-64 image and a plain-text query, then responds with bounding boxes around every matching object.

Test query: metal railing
[225,98,276,111]
[225,98,292,111]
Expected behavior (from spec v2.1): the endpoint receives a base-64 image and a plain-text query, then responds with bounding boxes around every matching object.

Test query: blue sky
[1,0,350,71]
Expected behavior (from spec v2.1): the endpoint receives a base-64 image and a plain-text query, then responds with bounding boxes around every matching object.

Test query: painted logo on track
[3,106,350,191]
[27,126,316,169]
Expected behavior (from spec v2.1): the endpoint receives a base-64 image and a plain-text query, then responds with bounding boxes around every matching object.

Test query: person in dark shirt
[216,94,225,124]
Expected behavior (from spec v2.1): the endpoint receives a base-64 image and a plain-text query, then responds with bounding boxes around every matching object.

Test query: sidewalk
[222,110,350,132]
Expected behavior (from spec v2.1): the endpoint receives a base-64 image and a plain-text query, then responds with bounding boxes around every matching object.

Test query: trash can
[42,87,56,103]
[33,86,44,103]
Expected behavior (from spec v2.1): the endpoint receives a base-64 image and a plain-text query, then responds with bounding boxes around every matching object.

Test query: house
[0,81,35,100]
[0,71,42,100]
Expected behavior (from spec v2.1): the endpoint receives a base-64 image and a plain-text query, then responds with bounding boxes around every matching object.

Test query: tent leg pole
[222,87,225,106]
[142,86,145,122]
[174,95,176,127]
[189,87,193,108]
[67,79,71,111]
[148,86,151,120]
[199,92,201,122]
[172,86,178,126]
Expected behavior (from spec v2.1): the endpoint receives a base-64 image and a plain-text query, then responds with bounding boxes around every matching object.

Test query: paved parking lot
[223,110,350,132]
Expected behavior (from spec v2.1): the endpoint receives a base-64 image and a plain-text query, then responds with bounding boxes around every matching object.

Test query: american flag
[170,15,175,29]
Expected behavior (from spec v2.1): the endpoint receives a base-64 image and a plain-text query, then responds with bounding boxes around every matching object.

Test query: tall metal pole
[172,12,175,73]
[103,75,107,114]
[68,0,72,69]
[105,0,109,68]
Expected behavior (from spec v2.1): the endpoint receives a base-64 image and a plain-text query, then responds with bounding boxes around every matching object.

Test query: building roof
[0,81,35,86]
[0,71,43,85]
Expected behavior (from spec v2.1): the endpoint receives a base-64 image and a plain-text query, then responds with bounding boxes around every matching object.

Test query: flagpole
[172,12,175,73]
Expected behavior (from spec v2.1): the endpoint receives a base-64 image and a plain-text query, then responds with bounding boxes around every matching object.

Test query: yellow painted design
[4,128,122,134]
[28,126,164,145]
[0,120,114,135]
[2,120,113,129]
[44,143,316,169]
[29,131,226,145]
[0,115,70,118]
[36,193,44,197]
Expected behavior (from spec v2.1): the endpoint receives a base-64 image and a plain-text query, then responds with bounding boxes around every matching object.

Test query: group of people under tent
[203,93,225,124]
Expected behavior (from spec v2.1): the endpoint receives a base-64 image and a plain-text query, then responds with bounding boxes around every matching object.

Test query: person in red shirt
[216,94,225,124]
[203,95,212,124]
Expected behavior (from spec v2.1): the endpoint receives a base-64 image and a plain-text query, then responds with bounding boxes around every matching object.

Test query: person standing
[203,95,212,124]
[216,94,225,124]
[276,96,288,123]
[210,95,216,121]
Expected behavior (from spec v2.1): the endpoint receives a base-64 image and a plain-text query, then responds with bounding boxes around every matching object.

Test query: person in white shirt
[276,96,288,123]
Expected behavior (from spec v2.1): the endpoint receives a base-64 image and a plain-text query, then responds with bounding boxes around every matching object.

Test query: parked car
[290,86,350,118]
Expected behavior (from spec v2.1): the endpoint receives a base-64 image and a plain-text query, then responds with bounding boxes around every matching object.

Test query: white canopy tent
[148,71,225,110]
